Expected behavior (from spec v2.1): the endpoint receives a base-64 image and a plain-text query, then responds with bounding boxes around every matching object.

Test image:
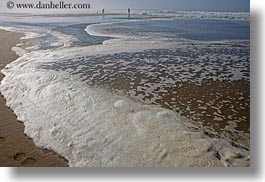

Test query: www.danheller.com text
[6,1,91,10]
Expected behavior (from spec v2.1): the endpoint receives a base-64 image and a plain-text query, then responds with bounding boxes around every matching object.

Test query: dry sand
[0,29,68,167]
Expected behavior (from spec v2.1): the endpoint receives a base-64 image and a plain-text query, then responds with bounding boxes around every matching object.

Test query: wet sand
[0,29,68,167]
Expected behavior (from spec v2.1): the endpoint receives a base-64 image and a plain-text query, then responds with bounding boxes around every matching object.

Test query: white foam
[0,47,250,167]
[85,22,171,45]
[48,30,78,48]
[11,47,28,57]
[0,25,78,56]
[0,26,46,40]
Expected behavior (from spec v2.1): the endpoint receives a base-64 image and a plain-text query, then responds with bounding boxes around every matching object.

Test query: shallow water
[96,19,250,41]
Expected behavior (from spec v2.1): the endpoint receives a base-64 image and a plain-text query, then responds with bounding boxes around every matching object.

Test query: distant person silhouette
[128,8,131,19]
[102,9,105,19]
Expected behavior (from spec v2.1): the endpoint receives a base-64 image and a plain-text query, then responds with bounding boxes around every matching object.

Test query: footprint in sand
[12,152,38,167]
[21,158,38,167]
[0,137,6,144]
[13,152,26,161]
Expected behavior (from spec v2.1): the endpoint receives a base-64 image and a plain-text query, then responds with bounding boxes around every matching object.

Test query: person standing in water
[128,8,131,19]
[102,8,105,19]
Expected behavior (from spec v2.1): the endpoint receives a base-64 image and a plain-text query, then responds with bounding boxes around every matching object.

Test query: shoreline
[0,29,68,167]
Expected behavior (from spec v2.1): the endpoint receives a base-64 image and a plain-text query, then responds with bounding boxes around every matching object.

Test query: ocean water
[0,11,250,167]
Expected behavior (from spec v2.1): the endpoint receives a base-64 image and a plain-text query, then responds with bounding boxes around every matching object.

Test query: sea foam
[0,37,250,167]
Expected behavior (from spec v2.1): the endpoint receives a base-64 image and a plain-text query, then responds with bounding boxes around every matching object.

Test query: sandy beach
[0,29,68,167]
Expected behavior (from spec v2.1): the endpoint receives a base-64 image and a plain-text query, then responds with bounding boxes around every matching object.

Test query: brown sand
[0,29,68,167]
